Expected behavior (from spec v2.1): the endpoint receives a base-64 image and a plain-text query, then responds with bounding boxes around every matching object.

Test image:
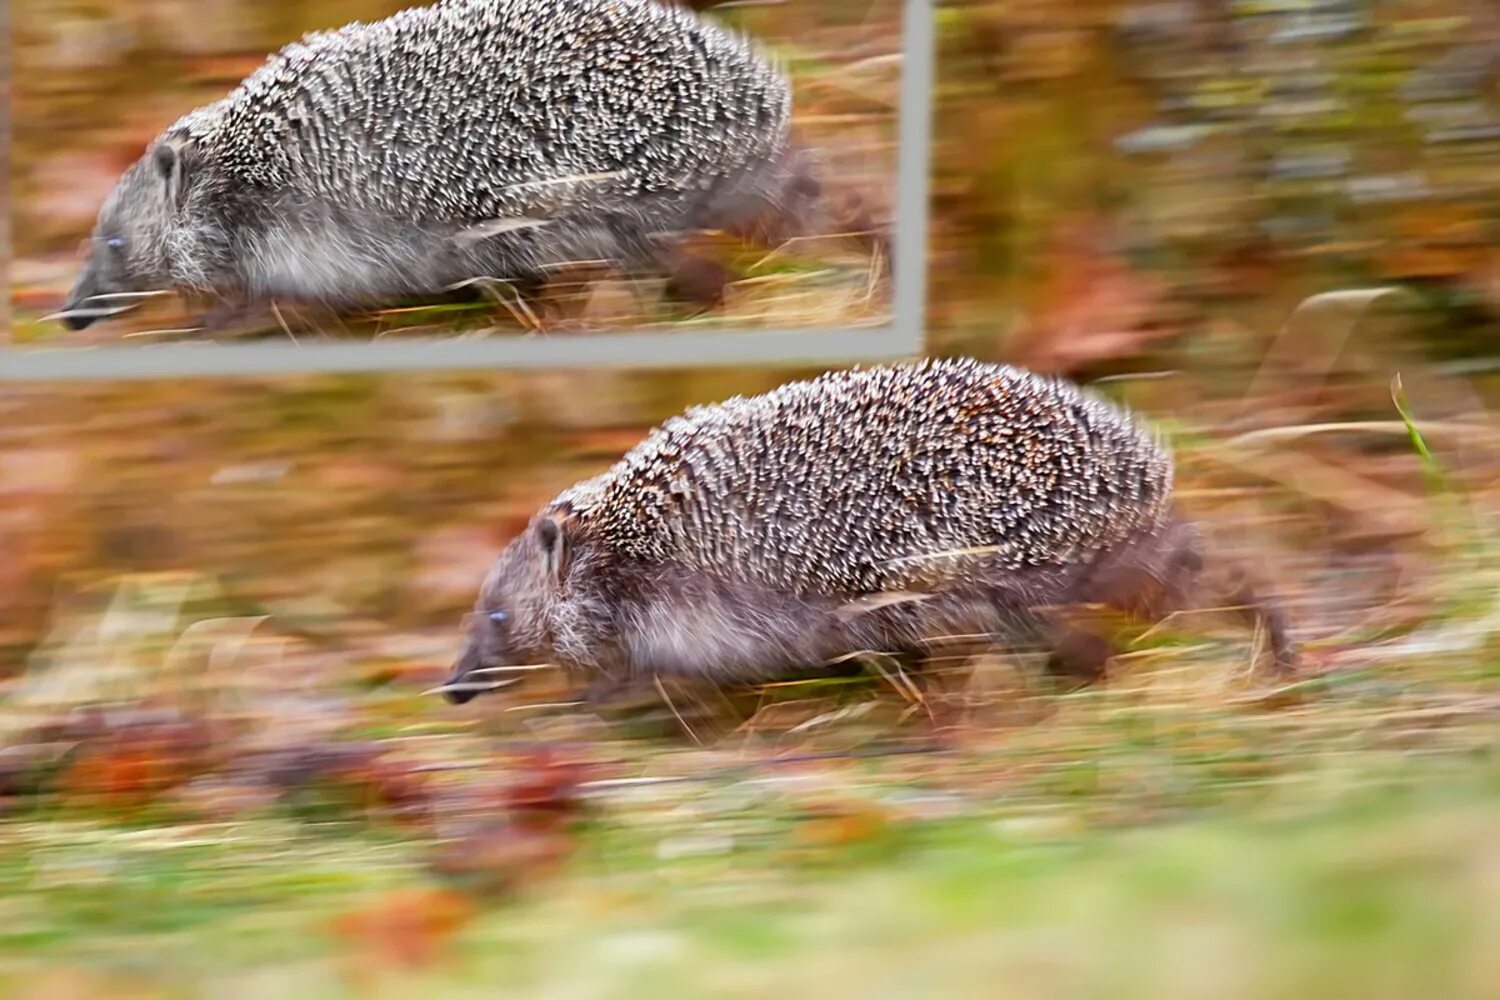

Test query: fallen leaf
[791,801,896,849]
[429,819,576,898]
[56,712,216,810]
[499,747,594,827]
[328,888,476,971]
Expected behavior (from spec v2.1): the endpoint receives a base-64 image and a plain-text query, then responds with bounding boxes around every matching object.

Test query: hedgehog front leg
[656,243,732,313]
[578,675,636,714]
[1041,624,1117,688]
[190,293,264,335]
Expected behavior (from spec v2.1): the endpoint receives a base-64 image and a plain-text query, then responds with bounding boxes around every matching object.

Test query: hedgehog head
[443,508,588,705]
[61,136,210,330]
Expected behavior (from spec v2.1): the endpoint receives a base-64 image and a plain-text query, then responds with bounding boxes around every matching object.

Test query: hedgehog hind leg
[1215,563,1299,675]
[1161,519,1299,676]
[1033,518,1211,687]
[1087,516,1299,678]
[727,144,891,272]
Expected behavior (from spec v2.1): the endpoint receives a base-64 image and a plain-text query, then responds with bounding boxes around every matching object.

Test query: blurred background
[3,1,1500,997]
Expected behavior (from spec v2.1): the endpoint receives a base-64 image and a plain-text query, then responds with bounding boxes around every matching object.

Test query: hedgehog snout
[60,269,102,331]
[441,639,485,705]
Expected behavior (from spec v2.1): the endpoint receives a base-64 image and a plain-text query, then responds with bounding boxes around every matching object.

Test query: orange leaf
[792,802,894,849]
[328,888,476,971]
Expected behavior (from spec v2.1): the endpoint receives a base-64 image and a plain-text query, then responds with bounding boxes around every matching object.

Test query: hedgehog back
[554,359,1177,596]
[171,0,790,225]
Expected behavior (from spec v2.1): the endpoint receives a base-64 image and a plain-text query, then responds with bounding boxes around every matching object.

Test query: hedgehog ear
[152,140,190,210]
[536,513,571,585]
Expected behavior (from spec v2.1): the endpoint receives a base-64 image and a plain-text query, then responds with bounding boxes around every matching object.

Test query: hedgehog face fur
[62,142,221,330]
[443,358,1297,705]
[57,0,813,332]
[447,515,566,703]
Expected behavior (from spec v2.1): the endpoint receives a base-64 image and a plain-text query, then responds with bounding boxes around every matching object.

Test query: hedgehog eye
[488,610,508,624]
[104,236,126,252]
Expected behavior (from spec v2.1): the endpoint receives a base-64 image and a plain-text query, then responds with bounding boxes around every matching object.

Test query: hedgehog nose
[59,273,101,330]
[441,664,479,704]
[443,687,477,706]
[442,643,483,705]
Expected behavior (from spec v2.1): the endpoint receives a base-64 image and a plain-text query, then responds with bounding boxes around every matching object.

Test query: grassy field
[0,656,1496,998]
[0,526,1495,998]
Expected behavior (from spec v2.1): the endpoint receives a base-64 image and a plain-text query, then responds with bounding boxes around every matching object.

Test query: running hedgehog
[59,0,817,330]
[442,358,1296,705]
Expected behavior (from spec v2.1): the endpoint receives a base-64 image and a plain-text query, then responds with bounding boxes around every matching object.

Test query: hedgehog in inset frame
[59,0,828,331]
[442,358,1297,705]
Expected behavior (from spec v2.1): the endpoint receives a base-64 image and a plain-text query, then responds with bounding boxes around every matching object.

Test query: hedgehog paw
[1043,628,1115,689]
[192,297,267,336]
[661,251,730,313]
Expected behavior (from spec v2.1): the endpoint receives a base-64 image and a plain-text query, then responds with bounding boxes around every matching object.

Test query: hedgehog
[58,0,823,331]
[441,358,1297,705]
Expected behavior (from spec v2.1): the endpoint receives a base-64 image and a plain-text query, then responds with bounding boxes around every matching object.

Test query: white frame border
[1,0,932,382]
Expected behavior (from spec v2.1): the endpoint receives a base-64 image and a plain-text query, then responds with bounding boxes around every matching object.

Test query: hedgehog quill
[59,0,821,331]
[443,358,1297,706]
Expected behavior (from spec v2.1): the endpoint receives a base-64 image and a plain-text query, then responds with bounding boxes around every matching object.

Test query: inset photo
[9,0,902,354]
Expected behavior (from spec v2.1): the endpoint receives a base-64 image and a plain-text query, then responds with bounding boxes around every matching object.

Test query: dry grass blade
[122,327,205,339]
[504,171,626,193]
[730,270,839,290]
[1129,606,1255,649]
[653,674,703,746]
[79,289,175,302]
[1226,420,1499,448]
[455,218,552,244]
[477,280,544,332]
[786,701,878,735]
[1204,440,1430,537]
[748,233,879,273]
[41,304,137,323]
[836,591,934,622]
[849,651,926,709]
[269,302,301,346]
[420,680,522,697]
[537,258,619,272]
[881,545,1013,568]
[39,288,175,324]
[1239,287,1424,423]
[468,664,555,676]
[502,701,585,714]
[918,632,1001,647]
